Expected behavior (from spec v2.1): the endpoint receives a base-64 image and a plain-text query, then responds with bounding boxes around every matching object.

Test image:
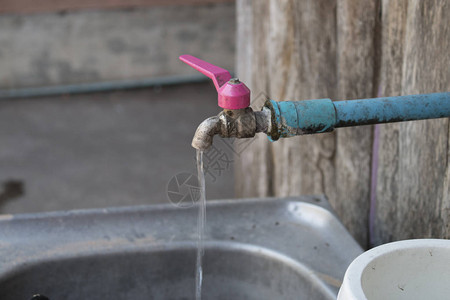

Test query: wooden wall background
[235,0,449,248]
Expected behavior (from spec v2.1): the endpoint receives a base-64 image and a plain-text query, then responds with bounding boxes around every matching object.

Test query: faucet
[180,55,450,151]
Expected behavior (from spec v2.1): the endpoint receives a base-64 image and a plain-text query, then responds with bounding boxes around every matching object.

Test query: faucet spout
[192,107,272,151]
[191,116,221,150]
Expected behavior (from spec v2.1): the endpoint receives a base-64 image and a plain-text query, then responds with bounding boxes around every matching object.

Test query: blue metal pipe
[267,99,336,141]
[266,92,450,141]
[333,92,450,127]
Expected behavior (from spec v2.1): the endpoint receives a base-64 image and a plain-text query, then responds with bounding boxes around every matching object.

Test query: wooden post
[373,0,450,244]
[236,0,449,248]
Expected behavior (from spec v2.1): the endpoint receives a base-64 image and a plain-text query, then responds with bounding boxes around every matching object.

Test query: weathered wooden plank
[374,0,450,245]
[266,0,297,198]
[332,0,378,247]
[236,0,373,247]
[235,0,252,92]
[236,0,339,200]
[444,129,450,239]
[372,0,408,245]
[236,0,449,247]
[268,0,337,201]
[235,0,273,198]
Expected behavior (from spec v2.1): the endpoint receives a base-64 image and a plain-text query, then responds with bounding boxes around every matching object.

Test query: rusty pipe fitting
[191,107,271,151]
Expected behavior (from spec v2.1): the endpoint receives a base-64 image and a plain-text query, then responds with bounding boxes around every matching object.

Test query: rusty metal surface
[192,107,267,150]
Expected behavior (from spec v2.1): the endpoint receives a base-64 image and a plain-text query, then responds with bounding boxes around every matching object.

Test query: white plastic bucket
[338,239,450,300]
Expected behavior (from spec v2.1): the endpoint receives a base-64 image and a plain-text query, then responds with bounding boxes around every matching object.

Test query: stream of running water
[195,149,206,300]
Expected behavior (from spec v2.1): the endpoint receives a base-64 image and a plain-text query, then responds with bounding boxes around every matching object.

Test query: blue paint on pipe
[268,99,335,140]
[333,92,450,127]
[266,92,450,140]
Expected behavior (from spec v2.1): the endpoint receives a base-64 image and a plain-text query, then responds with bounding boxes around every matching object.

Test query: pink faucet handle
[179,54,251,110]
[179,54,231,91]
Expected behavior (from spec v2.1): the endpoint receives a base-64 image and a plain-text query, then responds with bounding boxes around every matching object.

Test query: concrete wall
[0,83,234,214]
[0,3,235,89]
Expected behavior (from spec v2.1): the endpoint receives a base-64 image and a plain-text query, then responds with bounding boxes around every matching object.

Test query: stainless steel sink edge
[0,196,363,299]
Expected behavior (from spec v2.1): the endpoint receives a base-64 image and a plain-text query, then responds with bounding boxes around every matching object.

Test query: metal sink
[0,196,362,300]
